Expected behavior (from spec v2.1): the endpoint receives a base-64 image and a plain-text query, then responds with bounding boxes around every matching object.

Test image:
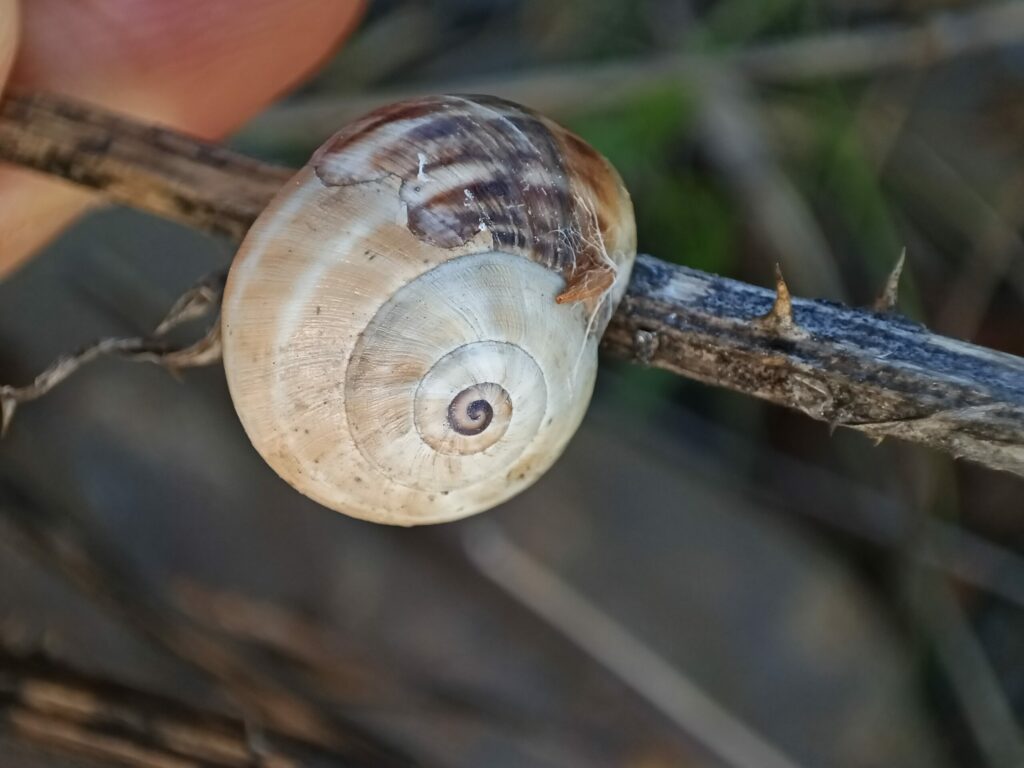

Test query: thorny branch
[604,257,1024,476]
[1,90,1023,477]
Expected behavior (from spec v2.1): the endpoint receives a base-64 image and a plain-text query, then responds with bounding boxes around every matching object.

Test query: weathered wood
[0,91,291,240]
[1,89,1023,476]
[602,257,1024,475]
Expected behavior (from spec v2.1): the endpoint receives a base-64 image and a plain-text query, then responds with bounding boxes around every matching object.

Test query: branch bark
[1,90,1023,477]
[603,257,1024,476]
[0,91,291,241]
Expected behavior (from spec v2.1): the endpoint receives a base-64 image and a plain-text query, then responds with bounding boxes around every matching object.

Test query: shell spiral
[222,95,636,525]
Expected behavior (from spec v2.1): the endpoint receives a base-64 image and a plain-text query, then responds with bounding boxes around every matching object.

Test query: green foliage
[566,88,693,170]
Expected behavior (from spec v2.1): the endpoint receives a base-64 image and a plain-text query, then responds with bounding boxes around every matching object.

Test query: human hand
[0,0,365,276]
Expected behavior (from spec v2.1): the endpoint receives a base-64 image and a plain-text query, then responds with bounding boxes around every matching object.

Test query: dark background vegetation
[2,1,1024,766]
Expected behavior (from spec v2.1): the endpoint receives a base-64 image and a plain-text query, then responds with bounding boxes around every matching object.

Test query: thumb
[0,0,365,277]
[0,0,16,88]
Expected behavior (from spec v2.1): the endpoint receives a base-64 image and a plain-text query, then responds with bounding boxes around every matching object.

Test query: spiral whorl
[448,384,505,436]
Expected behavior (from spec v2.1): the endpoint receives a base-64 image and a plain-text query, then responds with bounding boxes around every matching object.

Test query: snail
[222,95,636,525]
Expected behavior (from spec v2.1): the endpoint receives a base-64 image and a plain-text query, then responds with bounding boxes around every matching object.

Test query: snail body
[222,95,636,525]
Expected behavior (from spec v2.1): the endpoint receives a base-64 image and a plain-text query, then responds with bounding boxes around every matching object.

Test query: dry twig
[604,256,1024,476]
[1,90,1023,477]
[0,269,226,435]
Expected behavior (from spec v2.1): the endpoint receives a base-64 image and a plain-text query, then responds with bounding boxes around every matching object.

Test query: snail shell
[222,95,636,525]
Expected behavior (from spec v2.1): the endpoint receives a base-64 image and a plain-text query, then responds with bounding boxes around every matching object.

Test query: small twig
[1,90,1023,476]
[0,330,218,435]
[0,270,226,436]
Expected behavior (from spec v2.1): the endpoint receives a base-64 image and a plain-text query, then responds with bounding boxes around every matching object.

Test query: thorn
[754,264,805,336]
[768,264,794,324]
[873,248,906,313]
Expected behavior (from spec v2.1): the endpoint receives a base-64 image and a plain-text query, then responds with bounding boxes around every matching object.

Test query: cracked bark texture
[1,89,1022,477]
[602,257,1024,476]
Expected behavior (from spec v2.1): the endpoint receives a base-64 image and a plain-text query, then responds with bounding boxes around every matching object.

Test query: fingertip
[0,0,366,277]
[0,169,93,276]
[13,0,368,137]
[0,0,18,87]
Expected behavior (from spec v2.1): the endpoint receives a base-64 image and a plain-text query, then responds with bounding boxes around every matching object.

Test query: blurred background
[2,1,1024,766]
